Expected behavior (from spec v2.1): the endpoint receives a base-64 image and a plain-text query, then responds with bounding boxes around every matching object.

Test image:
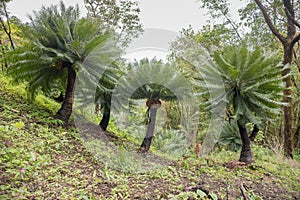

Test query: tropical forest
[0,0,299,199]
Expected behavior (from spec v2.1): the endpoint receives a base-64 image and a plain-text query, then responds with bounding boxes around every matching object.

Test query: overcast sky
[7,0,247,60]
[8,0,245,30]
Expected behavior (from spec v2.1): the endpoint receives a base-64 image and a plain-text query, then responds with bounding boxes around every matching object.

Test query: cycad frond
[195,45,286,126]
[6,1,114,99]
[120,58,191,102]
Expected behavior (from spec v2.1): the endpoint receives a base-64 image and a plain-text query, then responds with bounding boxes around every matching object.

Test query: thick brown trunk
[139,100,161,153]
[237,120,254,163]
[99,93,112,131]
[55,66,76,123]
[282,44,294,159]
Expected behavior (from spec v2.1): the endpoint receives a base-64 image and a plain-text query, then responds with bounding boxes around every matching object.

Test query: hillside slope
[0,74,299,199]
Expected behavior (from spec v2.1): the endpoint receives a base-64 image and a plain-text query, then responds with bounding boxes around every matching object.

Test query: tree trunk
[99,93,112,131]
[237,120,254,163]
[139,100,161,153]
[55,66,76,123]
[282,44,294,159]
[0,39,8,71]
[295,125,300,149]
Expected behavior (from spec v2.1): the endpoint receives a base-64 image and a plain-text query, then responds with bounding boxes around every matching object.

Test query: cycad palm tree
[132,83,174,152]
[7,2,115,123]
[94,61,125,131]
[115,58,192,152]
[196,45,287,163]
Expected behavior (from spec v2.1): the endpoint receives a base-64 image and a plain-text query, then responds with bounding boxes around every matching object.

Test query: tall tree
[84,0,142,47]
[0,0,15,49]
[7,2,118,123]
[253,0,300,158]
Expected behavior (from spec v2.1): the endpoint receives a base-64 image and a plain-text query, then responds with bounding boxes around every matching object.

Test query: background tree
[253,0,300,159]
[0,0,22,71]
[7,2,117,123]
[84,0,142,47]
[0,0,15,49]
[0,15,21,70]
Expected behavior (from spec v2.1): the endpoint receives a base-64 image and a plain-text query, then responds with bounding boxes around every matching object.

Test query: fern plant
[217,121,242,152]
[195,45,288,163]
[6,2,117,123]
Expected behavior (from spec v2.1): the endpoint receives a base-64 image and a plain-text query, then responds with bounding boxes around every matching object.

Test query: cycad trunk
[139,100,161,153]
[237,120,254,163]
[99,93,112,131]
[55,66,76,123]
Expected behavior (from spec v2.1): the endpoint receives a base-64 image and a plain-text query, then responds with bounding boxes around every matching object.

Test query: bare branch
[292,33,300,46]
[240,182,249,200]
[222,12,243,41]
[253,0,286,44]
[285,8,300,29]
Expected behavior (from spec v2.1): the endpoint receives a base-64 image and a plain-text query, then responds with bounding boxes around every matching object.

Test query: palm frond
[7,1,116,100]
[193,44,285,126]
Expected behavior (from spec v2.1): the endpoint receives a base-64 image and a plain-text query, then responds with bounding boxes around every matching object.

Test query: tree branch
[253,0,286,44]
[285,8,300,29]
[0,15,7,32]
[291,33,300,47]
[240,182,249,200]
[221,10,243,41]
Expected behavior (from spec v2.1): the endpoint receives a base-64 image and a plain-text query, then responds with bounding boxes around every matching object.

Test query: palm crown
[7,2,116,122]
[113,58,193,152]
[198,45,287,126]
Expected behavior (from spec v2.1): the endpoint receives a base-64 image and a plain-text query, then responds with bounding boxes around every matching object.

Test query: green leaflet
[213,52,238,80]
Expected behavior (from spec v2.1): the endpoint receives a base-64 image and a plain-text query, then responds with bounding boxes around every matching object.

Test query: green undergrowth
[0,74,299,199]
